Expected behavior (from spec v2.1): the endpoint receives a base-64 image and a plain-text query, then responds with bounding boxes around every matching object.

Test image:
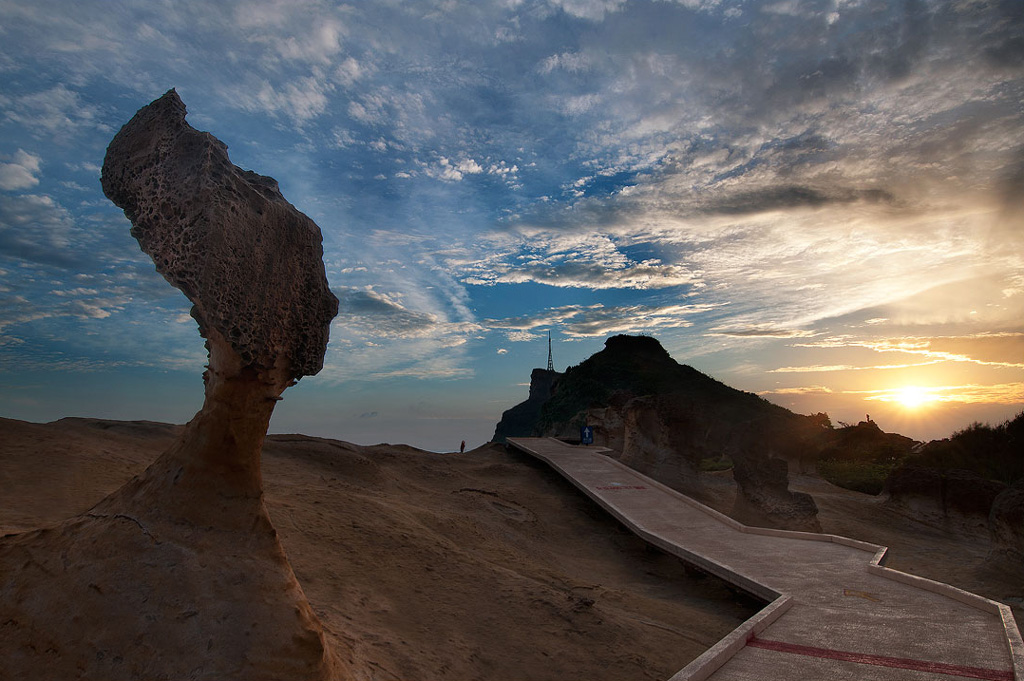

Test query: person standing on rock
[460,440,466,453]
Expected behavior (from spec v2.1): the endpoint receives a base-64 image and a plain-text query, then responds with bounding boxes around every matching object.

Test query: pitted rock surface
[101,89,338,379]
[0,91,345,681]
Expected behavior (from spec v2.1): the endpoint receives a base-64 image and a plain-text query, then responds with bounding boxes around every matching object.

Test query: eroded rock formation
[730,447,820,532]
[492,368,561,442]
[495,335,821,531]
[884,465,1007,533]
[0,90,343,680]
[990,479,1024,558]
[619,395,702,496]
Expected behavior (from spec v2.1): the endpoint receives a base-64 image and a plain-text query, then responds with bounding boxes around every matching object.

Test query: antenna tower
[547,331,554,372]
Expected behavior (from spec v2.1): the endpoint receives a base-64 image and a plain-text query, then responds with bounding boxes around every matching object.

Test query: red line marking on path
[595,485,648,490]
[747,636,1013,681]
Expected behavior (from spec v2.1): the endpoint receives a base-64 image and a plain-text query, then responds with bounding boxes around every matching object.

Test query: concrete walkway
[507,437,1024,681]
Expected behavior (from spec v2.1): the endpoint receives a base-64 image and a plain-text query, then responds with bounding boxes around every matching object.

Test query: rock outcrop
[492,368,561,442]
[0,90,343,680]
[618,395,702,496]
[496,335,821,531]
[885,465,1007,534]
[990,479,1024,558]
[730,449,820,532]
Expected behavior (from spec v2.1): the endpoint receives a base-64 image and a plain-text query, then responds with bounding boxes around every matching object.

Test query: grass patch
[699,456,733,472]
[817,459,894,495]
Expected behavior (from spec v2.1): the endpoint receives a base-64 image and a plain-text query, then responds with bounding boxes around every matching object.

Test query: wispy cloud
[854,383,1024,406]
[709,325,816,339]
[488,301,720,339]
[793,333,1024,370]
[762,385,834,396]
[1,85,108,137]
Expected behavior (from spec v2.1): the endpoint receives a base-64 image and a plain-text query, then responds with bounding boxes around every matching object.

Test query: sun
[894,386,936,410]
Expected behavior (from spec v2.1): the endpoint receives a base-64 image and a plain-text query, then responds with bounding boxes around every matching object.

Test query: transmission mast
[547,331,554,372]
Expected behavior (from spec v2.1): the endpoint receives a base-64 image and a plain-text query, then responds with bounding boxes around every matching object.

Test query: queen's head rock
[0,91,345,680]
[102,88,338,385]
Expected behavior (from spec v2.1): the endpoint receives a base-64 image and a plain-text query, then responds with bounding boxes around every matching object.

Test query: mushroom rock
[0,90,344,680]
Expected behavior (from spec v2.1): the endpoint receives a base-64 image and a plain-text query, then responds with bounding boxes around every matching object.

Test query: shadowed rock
[492,368,561,442]
[494,335,820,531]
[990,479,1024,559]
[885,465,1007,534]
[730,448,820,532]
[0,90,344,680]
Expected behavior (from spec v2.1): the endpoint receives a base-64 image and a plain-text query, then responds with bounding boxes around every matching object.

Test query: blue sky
[1,0,1022,451]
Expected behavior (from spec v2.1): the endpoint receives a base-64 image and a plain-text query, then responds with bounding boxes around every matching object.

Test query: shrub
[818,458,895,495]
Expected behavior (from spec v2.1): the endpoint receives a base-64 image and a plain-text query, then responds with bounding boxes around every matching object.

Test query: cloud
[0,150,42,191]
[539,51,594,75]
[484,260,700,290]
[334,286,438,338]
[702,186,896,216]
[458,231,703,291]
[547,0,628,21]
[854,383,1024,406]
[234,75,334,123]
[425,157,486,182]
[1,85,106,137]
[709,325,816,339]
[488,301,720,339]
[0,194,82,268]
[768,362,940,374]
[760,386,834,396]
[793,333,1024,370]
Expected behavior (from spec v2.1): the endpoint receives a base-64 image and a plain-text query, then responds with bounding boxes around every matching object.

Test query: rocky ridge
[494,335,823,531]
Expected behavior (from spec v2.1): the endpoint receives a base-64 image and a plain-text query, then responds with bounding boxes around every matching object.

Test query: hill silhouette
[494,335,825,531]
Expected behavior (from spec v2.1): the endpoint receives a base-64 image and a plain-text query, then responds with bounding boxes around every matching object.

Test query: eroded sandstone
[0,90,344,680]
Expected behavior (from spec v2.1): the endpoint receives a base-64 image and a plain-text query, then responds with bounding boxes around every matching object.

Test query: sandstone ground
[0,417,755,680]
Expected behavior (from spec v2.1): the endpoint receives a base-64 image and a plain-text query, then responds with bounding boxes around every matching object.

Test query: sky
[0,0,1021,452]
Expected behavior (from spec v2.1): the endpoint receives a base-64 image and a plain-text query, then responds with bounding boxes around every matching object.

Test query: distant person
[460,440,466,453]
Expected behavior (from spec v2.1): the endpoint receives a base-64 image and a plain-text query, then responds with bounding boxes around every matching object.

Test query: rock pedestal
[0,90,344,680]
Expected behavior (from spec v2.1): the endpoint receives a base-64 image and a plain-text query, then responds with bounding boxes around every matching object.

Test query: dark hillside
[535,335,798,438]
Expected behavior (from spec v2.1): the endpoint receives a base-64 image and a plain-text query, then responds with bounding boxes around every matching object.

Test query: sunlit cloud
[488,302,720,339]
[794,333,1024,369]
[768,361,942,374]
[761,386,834,396]
[854,383,1024,406]
[709,325,817,339]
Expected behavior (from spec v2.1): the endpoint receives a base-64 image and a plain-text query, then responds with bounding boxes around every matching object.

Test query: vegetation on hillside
[908,412,1023,485]
[815,412,1023,494]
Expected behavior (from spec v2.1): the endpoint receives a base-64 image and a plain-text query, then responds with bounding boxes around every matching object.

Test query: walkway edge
[667,594,793,681]
[507,437,1024,681]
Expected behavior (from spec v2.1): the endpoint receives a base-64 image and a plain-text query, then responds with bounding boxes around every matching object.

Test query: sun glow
[894,386,938,410]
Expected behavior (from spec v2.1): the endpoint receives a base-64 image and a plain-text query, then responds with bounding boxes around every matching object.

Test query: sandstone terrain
[0,416,756,680]
[3,417,1021,679]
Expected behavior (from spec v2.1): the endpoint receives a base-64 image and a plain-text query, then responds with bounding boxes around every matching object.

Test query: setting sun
[895,386,938,410]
